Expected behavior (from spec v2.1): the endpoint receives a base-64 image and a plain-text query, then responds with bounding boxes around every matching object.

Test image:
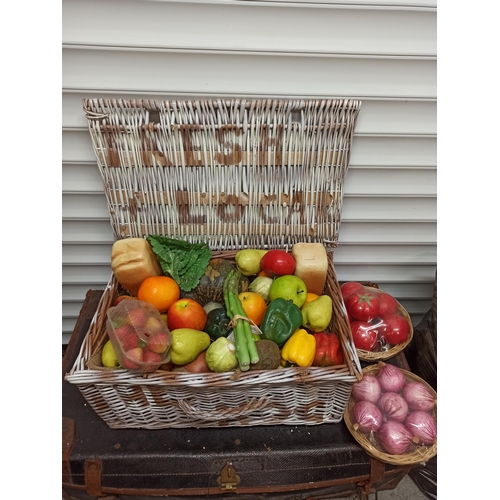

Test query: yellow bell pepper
[280,329,316,367]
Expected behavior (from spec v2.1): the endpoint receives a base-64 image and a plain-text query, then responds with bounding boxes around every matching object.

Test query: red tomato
[378,293,399,316]
[350,321,378,351]
[260,250,295,276]
[341,282,365,301]
[347,292,380,322]
[381,315,410,346]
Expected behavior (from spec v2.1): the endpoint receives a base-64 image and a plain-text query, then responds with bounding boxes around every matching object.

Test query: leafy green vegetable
[147,235,211,292]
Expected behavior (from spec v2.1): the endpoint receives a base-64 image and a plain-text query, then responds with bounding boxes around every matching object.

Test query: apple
[114,295,138,306]
[268,275,307,309]
[167,298,207,331]
[126,306,148,329]
[142,349,163,372]
[146,332,170,354]
[143,316,165,336]
[121,347,144,370]
[114,325,139,352]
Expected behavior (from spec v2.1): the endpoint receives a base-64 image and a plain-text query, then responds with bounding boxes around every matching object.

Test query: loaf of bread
[291,243,328,296]
[111,238,163,296]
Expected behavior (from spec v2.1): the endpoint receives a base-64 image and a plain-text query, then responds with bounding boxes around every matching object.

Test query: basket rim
[66,251,364,387]
[343,362,437,466]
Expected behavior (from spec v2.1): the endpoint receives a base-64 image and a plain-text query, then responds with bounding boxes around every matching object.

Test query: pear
[301,295,333,333]
[170,328,211,365]
[101,339,120,368]
[235,249,265,276]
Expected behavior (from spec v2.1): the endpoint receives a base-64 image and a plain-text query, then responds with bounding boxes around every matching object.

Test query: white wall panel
[63,163,437,194]
[62,0,437,344]
[62,219,436,245]
[62,130,437,166]
[63,92,437,135]
[337,222,436,244]
[62,193,436,222]
[345,168,436,195]
[63,0,436,56]
[63,284,107,301]
[62,244,436,266]
[62,48,436,99]
[62,220,114,243]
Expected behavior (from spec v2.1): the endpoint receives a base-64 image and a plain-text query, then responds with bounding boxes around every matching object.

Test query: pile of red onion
[350,363,437,455]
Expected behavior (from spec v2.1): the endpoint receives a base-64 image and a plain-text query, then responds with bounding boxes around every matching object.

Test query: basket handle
[178,397,270,421]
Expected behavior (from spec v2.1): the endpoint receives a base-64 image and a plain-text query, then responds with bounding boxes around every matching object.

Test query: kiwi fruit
[250,340,281,371]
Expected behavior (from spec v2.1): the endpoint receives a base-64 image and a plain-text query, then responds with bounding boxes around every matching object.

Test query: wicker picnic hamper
[65,98,364,429]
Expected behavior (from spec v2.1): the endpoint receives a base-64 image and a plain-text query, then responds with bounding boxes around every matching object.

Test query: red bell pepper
[312,332,344,367]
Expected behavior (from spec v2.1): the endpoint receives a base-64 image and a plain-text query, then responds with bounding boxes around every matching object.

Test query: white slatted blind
[62,0,437,344]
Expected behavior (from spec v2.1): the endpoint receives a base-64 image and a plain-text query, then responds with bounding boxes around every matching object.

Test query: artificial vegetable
[147,235,211,292]
[260,298,303,346]
[204,308,232,340]
[223,269,259,371]
[312,332,344,367]
[280,329,316,367]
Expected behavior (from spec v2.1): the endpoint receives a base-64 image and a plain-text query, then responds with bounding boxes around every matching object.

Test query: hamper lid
[84,99,361,251]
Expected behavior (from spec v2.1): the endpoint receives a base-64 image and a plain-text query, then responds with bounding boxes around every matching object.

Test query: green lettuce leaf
[147,235,211,292]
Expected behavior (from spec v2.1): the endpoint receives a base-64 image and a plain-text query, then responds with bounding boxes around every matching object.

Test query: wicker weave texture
[83,99,361,250]
[65,98,363,429]
[66,252,363,429]
[343,363,437,466]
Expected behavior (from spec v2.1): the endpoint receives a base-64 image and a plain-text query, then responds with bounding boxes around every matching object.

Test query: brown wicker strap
[178,397,270,421]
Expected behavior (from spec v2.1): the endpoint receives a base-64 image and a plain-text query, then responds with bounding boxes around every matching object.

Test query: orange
[303,292,319,307]
[257,269,272,278]
[137,276,180,313]
[238,291,267,327]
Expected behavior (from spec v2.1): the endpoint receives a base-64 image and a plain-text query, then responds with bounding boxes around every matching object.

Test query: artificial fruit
[268,275,307,309]
[300,295,333,332]
[101,339,120,368]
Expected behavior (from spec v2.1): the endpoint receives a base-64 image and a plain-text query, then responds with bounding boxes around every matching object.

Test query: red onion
[377,420,413,455]
[403,381,436,411]
[405,411,437,445]
[377,364,406,393]
[352,401,383,433]
[378,392,409,423]
[351,375,382,403]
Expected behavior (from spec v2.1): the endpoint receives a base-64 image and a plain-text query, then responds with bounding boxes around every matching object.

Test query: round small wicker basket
[344,362,437,466]
[351,284,414,362]
[355,301,413,362]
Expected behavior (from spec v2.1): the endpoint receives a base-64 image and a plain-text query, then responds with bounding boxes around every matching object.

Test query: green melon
[180,258,249,306]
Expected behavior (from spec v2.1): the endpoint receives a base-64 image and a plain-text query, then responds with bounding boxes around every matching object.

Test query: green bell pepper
[260,298,303,346]
[204,307,232,340]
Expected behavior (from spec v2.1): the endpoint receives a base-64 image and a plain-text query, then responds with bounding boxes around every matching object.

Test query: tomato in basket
[346,291,380,322]
[341,281,365,301]
[350,321,378,351]
[379,315,410,346]
[377,292,399,316]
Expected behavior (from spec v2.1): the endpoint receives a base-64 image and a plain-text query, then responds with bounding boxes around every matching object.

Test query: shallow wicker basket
[343,363,437,466]
[65,98,364,429]
[347,284,414,362]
